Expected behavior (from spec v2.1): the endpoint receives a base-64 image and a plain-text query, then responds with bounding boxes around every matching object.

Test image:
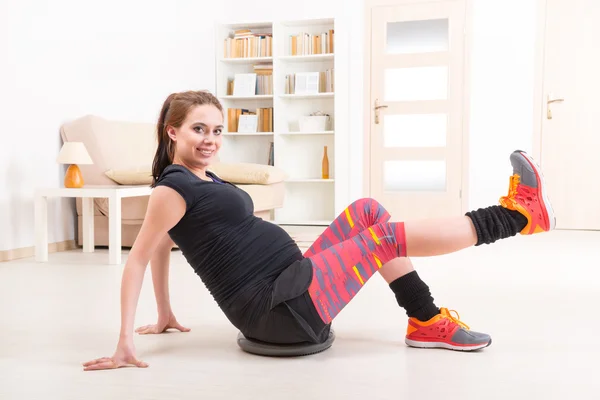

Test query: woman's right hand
[82,340,148,371]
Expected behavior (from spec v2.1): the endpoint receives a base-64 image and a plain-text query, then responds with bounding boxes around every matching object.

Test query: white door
[368,0,467,221]
[539,0,600,230]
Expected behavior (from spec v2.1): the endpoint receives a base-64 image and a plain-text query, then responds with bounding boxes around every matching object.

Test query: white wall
[467,0,538,210]
[0,0,539,253]
[0,0,224,251]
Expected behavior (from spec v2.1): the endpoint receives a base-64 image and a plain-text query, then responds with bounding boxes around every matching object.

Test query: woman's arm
[135,235,191,335]
[133,234,190,335]
[150,234,175,317]
[83,186,186,371]
[118,187,185,339]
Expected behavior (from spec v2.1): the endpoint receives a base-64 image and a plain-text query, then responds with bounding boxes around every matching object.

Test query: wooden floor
[1,227,599,399]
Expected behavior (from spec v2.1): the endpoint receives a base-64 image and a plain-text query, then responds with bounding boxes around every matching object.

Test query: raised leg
[82,197,95,253]
[303,198,437,321]
[34,195,48,262]
[304,198,417,283]
[108,192,121,265]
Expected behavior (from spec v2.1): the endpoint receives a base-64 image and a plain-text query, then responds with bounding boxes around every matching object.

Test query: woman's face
[168,104,223,170]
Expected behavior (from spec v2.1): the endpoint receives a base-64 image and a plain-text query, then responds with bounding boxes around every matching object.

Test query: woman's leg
[303,198,418,284]
[303,198,441,322]
[303,198,425,287]
[305,150,554,350]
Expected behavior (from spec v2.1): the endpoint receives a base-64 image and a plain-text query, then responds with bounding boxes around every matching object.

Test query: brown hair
[151,90,223,186]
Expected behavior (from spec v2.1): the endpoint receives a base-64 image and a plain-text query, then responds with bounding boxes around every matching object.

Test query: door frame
[532,0,548,163]
[362,0,473,215]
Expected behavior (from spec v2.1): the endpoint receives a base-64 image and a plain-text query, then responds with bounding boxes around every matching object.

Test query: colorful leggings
[303,198,407,324]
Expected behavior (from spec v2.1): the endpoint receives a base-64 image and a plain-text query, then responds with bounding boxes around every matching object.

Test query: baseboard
[0,240,78,263]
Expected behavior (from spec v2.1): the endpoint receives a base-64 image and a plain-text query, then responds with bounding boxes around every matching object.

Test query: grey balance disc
[236,330,335,357]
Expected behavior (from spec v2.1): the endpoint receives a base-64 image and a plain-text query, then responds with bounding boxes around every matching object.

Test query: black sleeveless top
[155,164,328,343]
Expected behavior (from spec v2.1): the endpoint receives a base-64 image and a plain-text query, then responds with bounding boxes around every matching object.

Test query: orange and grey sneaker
[499,150,556,234]
[405,308,491,351]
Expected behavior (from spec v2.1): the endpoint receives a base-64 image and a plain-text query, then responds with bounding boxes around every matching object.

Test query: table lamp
[56,142,93,188]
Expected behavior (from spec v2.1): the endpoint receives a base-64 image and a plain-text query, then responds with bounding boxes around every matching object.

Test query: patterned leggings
[303,198,407,324]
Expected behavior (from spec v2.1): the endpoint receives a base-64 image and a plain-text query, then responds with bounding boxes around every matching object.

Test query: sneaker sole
[516,151,557,231]
[405,338,492,351]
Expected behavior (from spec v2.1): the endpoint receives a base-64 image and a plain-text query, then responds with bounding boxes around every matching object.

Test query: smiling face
[166,104,224,173]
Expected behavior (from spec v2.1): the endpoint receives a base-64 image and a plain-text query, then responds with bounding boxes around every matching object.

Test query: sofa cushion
[105,168,153,185]
[104,163,287,186]
[208,163,287,184]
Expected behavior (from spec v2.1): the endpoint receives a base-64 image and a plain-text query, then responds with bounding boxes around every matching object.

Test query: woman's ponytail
[151,93,177,187]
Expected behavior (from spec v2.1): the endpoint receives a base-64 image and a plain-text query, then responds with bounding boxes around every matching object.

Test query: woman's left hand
[135,313,191,335]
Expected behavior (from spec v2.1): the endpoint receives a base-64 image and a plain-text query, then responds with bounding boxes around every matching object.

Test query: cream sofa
[60,115,286,247]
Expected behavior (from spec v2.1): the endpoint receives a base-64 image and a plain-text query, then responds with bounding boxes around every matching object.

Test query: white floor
[1,229,599,399]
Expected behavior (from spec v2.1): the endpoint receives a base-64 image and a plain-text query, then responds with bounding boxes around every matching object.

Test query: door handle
[374,99,388,124]
[547,94,564,119]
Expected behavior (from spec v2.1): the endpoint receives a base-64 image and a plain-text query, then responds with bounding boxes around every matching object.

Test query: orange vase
[322,146,329,179]
[64,164,84,188]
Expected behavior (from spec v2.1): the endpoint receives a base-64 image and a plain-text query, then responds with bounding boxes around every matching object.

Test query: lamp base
[65,164,84,188]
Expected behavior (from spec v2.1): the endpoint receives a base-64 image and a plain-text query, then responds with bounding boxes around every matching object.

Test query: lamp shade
[56,142,93,165]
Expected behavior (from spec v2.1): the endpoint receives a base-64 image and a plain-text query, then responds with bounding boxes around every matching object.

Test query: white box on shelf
[237,115,259,133]
[233,73,257,96]
[299,115,329,132]
[294,72,320,95]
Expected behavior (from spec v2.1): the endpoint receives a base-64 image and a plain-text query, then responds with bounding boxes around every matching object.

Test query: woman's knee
[349,198,389,222]
[349,197,379,211]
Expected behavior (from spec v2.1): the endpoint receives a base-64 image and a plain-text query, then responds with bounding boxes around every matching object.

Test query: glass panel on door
[386,19,449,54]
[383,160,447,191]
[384,66,448,101]
[383,113,447,148]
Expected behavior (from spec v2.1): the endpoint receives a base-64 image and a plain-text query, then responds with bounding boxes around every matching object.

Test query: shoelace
[440,308,470,330]
[499,174,520,208]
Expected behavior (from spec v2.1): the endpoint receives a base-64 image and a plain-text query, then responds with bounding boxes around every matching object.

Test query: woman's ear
[166,126,177,142]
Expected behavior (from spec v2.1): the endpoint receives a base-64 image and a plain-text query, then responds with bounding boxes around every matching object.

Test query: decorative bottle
[322,146,329,179]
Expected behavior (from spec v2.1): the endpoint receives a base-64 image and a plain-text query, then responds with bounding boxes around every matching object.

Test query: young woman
[83,90,555,371]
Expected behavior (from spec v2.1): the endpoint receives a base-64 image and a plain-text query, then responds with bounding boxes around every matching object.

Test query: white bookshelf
[215,18,339,226]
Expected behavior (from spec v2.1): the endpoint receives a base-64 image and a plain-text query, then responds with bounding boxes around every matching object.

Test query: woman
[83,90,554,370]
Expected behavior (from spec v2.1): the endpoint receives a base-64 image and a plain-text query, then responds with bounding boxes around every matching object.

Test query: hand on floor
[135,312,191,335]
[82,342,148,371]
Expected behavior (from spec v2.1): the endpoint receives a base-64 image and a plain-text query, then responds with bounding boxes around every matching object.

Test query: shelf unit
[215,18,339,226]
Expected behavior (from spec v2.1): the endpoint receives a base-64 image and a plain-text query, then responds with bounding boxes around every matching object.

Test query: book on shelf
[227,107,273,132]
[224,29,273,58]
[227,64,273,95]
[253,63,273,95]
[289,30,334,56]
[284,69,334,94]
[268,142,274,166]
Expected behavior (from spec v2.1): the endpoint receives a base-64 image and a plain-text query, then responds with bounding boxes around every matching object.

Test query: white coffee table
[34,185,153,265]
